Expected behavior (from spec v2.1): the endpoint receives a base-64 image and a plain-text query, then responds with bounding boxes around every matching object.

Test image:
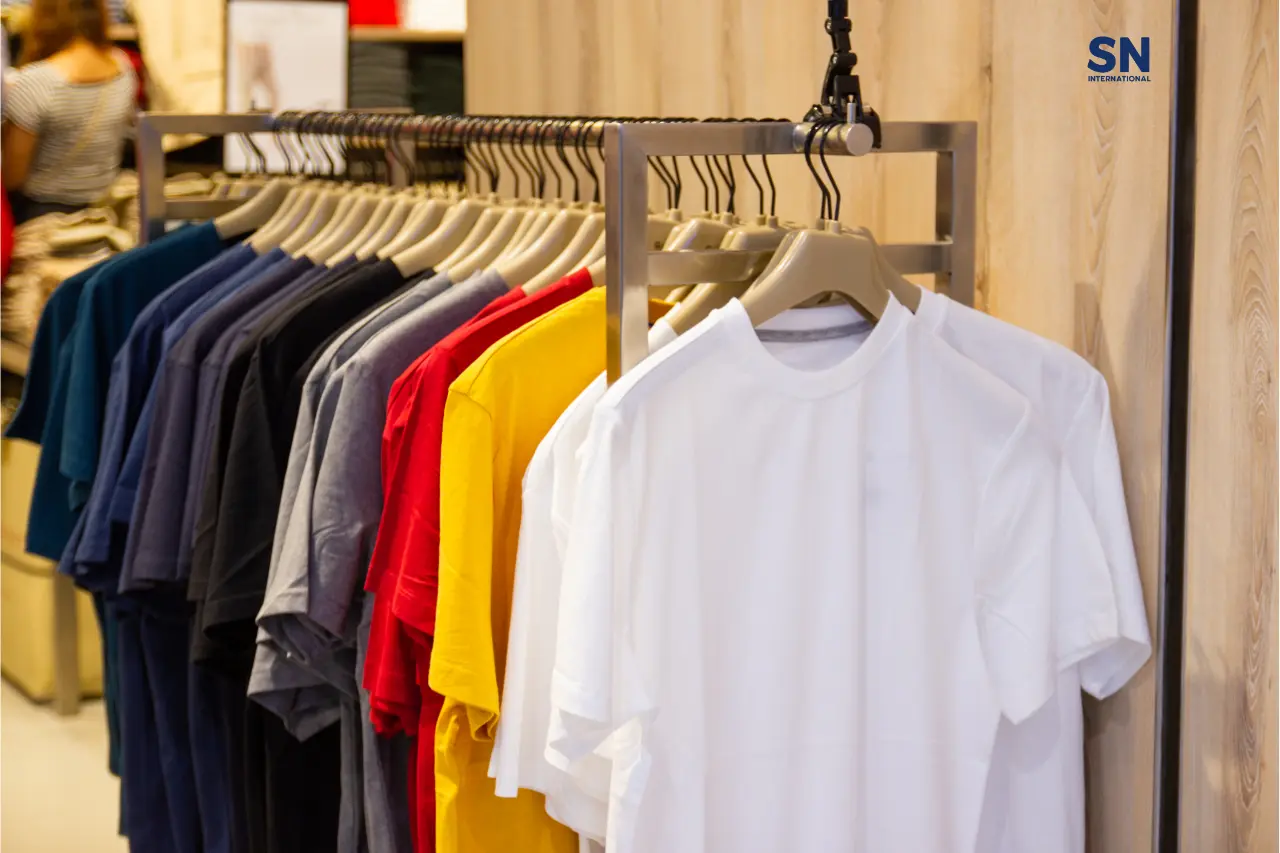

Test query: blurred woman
[2,0,136,224]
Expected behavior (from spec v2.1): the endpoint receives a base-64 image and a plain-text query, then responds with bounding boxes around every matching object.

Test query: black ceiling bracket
[804,0,881,148]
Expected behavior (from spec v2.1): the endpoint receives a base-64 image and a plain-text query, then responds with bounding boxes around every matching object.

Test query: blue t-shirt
[121,250,296,588]
[68,245,259,583]
[176,256,326,580]
[109,249,284,592]
[25,224,226,560]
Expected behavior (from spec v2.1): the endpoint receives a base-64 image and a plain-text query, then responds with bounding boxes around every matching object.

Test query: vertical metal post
[605,123,654,383]
[135,119,167,245]
[946,124,978,308]
[934,150,955,299]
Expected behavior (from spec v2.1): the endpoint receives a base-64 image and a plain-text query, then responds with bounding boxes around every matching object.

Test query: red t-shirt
[364,271,592,851]
[365,286,527,732]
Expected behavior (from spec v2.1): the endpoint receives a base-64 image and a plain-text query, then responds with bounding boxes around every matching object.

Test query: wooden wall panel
[1181,0,1280,850]
[465,3,1177,851]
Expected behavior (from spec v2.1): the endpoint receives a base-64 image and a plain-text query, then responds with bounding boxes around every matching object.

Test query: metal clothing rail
[601,120,978,381]
[135,113,276,244]
[134,112,415,244]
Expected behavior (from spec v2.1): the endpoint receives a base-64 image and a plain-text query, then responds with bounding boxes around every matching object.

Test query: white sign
[225,0,349,173]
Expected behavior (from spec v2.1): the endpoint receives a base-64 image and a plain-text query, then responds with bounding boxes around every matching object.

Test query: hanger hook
[556,120,578,202]
[689,154,711,213]
[714,151,736,216]
[803,120,831,220]
[819,121,842,222]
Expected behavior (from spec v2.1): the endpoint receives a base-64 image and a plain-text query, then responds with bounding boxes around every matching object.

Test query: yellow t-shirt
[431,288,666,852]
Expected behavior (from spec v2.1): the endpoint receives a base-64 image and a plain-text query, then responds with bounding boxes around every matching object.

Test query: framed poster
[225,0,349,173]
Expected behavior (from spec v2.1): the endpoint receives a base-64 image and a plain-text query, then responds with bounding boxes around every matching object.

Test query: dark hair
[19,0,110,65]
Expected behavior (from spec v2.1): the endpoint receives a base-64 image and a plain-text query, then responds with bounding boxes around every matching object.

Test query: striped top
[3,52,137,204]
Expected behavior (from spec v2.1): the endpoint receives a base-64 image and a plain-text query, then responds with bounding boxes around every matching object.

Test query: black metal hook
[819,121,842,221]
[803,120,832,220]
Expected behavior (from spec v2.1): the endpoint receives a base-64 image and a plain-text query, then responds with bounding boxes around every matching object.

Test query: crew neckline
[718,296,909,398]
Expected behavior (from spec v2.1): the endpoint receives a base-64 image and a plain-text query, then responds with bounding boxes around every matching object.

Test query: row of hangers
[210,111,920,333]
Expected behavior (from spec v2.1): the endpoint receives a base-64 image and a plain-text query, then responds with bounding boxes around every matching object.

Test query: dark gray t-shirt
[249,270,509,722]
[249,270,509,853]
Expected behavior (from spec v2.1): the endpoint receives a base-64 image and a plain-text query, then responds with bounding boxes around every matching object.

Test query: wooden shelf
[1,340,30,378]
[108,24,139,41]
[349,26,463,43]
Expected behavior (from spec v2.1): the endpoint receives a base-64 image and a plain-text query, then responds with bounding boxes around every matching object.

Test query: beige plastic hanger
[740,221,903,326]
[295,190,358,259]
[278,188,342,255]
[443,202,531,279]
[582,213,685,286]
[213,178,292,240]
[665,215,792,334]
[377,197,448,259]
[391,198,488,277]
[522,202,606,293]
[494,206,587,286]
[307,189,381,263]
[848,225,923,312]
[497,204,552,262]
[354,194,416,260]
[247,183,320,251]
[324,193,397,263]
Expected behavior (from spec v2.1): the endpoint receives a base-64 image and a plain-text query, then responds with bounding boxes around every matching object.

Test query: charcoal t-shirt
[198,258,410,669]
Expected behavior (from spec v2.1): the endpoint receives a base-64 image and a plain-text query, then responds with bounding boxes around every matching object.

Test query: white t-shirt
[491,318,679,841]
[913,288,1150,853]
[547,296,1120,853]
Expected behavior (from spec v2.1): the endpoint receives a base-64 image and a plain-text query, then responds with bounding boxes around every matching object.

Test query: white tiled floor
[2,680,128,852]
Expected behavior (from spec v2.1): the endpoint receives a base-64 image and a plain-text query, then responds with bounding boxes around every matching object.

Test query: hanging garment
[427,285,671,853]
[367,269,588,851]
[909,288,1150,853]
[492,317,679,837]
[546,297,1121,853]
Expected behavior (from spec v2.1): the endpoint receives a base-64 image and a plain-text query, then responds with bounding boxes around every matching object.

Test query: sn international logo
[1087,36,1153,82]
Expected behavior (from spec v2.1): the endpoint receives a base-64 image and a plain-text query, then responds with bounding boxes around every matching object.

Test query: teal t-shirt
[24,223,226,560]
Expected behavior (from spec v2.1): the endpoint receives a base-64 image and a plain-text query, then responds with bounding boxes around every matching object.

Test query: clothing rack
[134,111,977,384]
[598,119,977,380]
[134,111,417,244]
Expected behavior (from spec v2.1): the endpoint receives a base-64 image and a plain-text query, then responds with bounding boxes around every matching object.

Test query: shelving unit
[349,26,463,43]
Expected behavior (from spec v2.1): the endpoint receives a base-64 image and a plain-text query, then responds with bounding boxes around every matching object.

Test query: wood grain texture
[465,3,1175,850]
[1181,0,1280,850]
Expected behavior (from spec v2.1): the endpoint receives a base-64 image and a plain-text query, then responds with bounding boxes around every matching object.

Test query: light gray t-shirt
[4,52,136,203]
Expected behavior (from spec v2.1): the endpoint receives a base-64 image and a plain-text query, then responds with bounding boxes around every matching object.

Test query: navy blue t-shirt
[121,250,296,588]
[70,244,258,583]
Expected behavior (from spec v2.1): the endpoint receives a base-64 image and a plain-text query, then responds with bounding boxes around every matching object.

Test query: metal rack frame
[134,113,977,385]
[135,113,278,244]
[602,120,977,381]
[135,112,416,244]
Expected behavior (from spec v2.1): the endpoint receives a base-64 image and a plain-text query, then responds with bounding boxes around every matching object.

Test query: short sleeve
[548,406,651,766]
[1062,375,1151,697]
[973,411,1118,724]
[4,68,49,134]
[427,388,501,738]
[308,363,387,638]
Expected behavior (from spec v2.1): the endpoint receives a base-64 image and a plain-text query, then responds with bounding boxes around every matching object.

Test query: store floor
[2,680,127,852]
